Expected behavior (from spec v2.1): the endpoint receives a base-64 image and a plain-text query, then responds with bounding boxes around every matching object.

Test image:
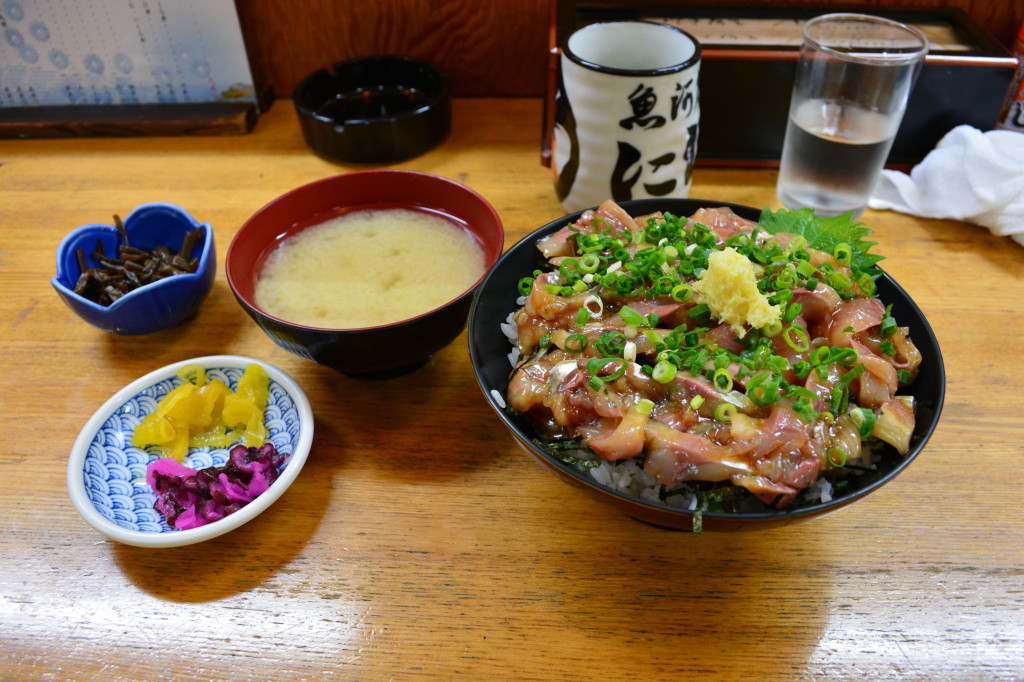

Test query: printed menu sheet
[0,0,256,108]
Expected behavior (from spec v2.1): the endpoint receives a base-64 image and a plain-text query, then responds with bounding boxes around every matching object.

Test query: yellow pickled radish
[189,426,234,448]
[233,362,269,409]
[165,421,191,462]
[133,412,176,446]
[221,395,266,447]
[153,382,196,418]
[131,363,270,461]
[195,378,231,427]
[177,364,208,387]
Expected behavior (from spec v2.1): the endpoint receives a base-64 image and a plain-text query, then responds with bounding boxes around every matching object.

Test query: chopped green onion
[792,360,811,378]
[783,302,803,323]
[575,307,591,326]
[880,315,898,338]
[833,242,853,266]
[829,271,853,290]
[796,260,817,278]
[713,367,733,392]
[766,354,790,373]
[517,277,535,296]
[850,407,877,437]
[637,398,655,415]
[671,282,696,301]
[792,398,818,422]
[689,395,705,410]
[571,280,588,293]
[538,333,551,349]
[578,253,600,273]
[642,330,664,349]
[747,373,781,406]
[623,341,637,363]
[564,333,588,353]
[583,294,603,317]
[785,385,816,402]
[839,363,866,387]
[619,306,647,327]
[897,369,911,384]
[595,331,626,356]
[687,304,710,319]
[786,235,808,253]
[586,357,627,383]
[714,403,737,423]
[834,347,859,366]
[783,324,810,352]
[652,360,677,384]
[827,447,847,467]
[775,269,797,289]
[830,384,848,415]
[762,319,783,337]
[880,340,896,356]
[560,258,580,275]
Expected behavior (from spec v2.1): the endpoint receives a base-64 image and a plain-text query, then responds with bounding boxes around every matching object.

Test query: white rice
[574,456,700,509]
[490,389,506,409]
[501,299,526,367]
[805,477,833,503]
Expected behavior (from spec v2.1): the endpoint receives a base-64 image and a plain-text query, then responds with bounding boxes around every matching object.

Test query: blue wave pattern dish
[81,367,302,534]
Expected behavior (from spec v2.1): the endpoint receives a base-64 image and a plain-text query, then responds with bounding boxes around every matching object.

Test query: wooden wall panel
[235,0,1023,98]
[235,0,551,98]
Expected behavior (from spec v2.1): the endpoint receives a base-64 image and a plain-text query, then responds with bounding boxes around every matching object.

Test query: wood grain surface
[1,98,1022,680]
[235,0,1024,98]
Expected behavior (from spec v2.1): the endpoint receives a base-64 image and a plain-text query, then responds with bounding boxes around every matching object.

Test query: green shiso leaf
[757,207,885,280]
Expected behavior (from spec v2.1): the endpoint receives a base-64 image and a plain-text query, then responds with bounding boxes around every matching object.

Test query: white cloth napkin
[868,125,1024,246]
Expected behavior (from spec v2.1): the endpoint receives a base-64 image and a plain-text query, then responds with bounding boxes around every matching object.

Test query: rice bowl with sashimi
[470,198,944,531]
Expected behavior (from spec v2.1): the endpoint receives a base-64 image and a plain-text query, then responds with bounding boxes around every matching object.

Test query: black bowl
[468,198,945,531]
[294,55,451,164]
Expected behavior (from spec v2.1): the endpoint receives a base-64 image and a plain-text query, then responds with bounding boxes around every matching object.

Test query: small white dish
[67,355,314,548]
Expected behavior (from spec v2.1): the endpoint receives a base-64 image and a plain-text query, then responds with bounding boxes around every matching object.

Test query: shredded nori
[532,438,602,468]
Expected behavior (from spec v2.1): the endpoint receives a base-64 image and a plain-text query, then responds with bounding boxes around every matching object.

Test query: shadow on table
[514,505,836,673]
[111,444,335,602]
[303,334,504,483]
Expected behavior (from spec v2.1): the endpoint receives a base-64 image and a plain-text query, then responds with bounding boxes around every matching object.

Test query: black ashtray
[293,56,451,163]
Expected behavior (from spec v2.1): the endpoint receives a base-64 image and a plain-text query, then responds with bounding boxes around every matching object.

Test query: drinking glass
[776,13,928,217]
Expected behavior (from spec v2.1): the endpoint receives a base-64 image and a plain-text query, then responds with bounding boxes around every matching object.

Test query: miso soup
[255,207,486,328]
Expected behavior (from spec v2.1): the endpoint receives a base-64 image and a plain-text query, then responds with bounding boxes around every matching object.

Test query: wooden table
[2,99,1022,680]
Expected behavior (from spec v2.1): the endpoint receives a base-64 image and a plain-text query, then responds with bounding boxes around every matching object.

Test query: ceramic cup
[551,21,701,213]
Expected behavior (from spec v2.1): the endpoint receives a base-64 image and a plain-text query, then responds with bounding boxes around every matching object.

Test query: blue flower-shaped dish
[67,356,314,548]
[51,203,216,335]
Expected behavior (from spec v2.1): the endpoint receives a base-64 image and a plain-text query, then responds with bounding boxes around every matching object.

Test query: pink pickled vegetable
[146,443,289,530]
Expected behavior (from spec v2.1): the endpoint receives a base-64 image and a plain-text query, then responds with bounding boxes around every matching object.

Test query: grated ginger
[692,247,781,337]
